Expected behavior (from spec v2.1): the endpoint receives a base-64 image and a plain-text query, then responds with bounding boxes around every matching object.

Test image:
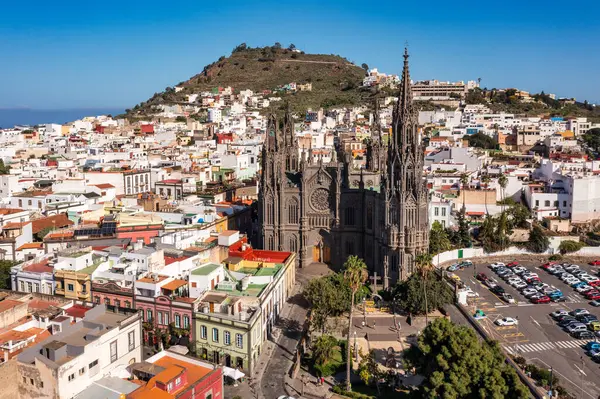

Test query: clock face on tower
[310,188,330,212]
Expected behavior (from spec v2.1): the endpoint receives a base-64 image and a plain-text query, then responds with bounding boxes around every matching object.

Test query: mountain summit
[125,43,370,117]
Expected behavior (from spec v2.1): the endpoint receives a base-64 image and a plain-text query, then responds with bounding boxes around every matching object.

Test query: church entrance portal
[312,239,331,263]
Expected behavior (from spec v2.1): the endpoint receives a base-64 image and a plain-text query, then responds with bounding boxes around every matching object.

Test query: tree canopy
[582,128,600,154]
[0,260,16,289]
[304,273,351,332]
[394,272,452,315]
[429,221,452,255]
[559,240,585,255]
[404,318,530,399]
[466,133,498,150]
[527,225,550,253]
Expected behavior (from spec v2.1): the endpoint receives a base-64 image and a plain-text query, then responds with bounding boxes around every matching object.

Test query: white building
[17,305,142,399]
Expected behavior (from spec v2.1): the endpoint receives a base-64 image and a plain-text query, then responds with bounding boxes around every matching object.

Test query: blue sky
[2,0,599,109]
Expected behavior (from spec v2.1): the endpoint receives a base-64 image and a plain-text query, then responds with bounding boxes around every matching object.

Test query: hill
[125,44,372,118]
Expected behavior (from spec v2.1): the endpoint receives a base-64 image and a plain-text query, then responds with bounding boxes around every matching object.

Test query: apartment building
[17,305,142,399]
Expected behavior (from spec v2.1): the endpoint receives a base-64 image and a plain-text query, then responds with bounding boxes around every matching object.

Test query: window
[146,309,153,322]
[110,340,118,363]
[434,207,439,216]
[79,367,85,376]
[441,207,446,217]
[18,200,22,208]
[19,281,24,292]
[192,282,197,288]
[157,312,163,325]
[366,206,373,229]
[554,201,558,207]
[544,200,550,207]
[94,296,100,304]
[27,282,32,292]
[104,298,110,306]
[200,325,207,339]
[535,200,539,207]
[164,313,169,325]
[28,200,32,206]
[124,301,131,308]
[563,200,567,207]
[175,376,181,386]
[288,199,298,224]
[345,207,355,226]
[128,331,135,351]
[175,314,181,328]
[39,381,43,388]
[212,328,219,342]
[114,299,120,308]
[224,331,231,345]
[183,315,190,329]
[68,374,75,382]
[236,333,243,348]
[67,284,74,292]
[89,359,98,368]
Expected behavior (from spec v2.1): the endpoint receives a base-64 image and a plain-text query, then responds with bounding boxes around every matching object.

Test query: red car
[507,261,519,268]
[589,260,600,266]
[541,262,557,269]
[526,276,541,283]
[476,273,489,282]
[586,292,600,300]
[589,280,600,287]
[532,296,551,304]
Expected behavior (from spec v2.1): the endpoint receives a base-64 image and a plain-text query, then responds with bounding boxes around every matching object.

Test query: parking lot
[451,258,600,398]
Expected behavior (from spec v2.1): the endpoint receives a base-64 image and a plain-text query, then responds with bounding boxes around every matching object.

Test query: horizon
[2,0,599,109]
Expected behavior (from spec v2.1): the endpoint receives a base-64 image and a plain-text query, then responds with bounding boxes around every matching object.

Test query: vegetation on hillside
[126,43,372,117]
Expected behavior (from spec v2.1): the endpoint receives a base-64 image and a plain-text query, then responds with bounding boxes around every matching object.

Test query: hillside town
[1,58,600,399]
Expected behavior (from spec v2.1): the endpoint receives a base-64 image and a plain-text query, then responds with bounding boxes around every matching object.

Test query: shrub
[559,240,585,254]
[548,254,563,261]
[332,385,375,399]
[513,356,527,368]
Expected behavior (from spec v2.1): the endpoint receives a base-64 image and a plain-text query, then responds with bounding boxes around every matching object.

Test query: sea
[0,108,125,128]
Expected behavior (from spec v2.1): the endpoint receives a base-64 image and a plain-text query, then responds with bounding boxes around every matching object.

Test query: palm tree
[498,174,508,212]
[414,252,434,325]
[343,256,368,392]
[482,174,491,215]
[460,173,469,211]
[312,334,338,368]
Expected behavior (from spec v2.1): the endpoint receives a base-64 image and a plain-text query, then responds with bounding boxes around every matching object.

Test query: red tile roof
[64,304,91,319]
[16,242,44,251]
[3,214,73,234]
[23,258,53,274]
[92,184,115,189]
[164,256,188,266]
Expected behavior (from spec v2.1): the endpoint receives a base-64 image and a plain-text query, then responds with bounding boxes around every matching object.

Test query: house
[11,255,55,295]
[17,304,142,399]
[128,350,223,399]
[53,247,108,302]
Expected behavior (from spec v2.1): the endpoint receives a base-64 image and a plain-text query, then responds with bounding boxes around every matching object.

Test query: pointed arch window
[266,197,274,225]
[268,235,274,251]
[288,198,299,224]
[289,235,298,253]
[345,207,355,226]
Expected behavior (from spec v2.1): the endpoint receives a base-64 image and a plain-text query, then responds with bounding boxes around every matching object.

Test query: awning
[223,367,245,380]
[168,345,189,355]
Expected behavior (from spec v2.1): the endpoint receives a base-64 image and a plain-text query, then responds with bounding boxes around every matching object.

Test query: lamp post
[548,366,553,398]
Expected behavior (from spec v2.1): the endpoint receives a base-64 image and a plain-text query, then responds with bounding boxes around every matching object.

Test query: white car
[566,278,581,286]
[514,281,528,290]
[513,267,528,275]
[496,317,518,326]
[463,287,479,298]
[561,273,574,281]
[551,309,569,318]
[490,262,506,269]
[576,285,593,293]
[509,278,523,286]
[522,288,538,297]
[522,272,539,279]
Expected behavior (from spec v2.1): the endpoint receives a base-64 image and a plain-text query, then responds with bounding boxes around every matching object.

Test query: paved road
[452,258,600,399]
[260,263,330,399]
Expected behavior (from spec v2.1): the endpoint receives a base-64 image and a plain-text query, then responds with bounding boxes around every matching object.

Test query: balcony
[55,287,65,295]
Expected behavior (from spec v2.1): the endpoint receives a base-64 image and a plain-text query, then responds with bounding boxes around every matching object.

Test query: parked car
[567,323,588,334]
[565,265,580,272]
[576,285,594,293]
[459,260,473,268]
[514,281,528,290]
[551,309,570,319]
[589,260,600,266]
[558,318,579,327]
[447,263,461,271]
[502,293,516,304]
[588,321,600,331]
[552,296,567,303]
[573,330,596,340]
[491,286,506,295]
[550,267,566,275]
[513,267,528,275]
[448,273,461,283]
[532,295,551,304]
[586,292,600,300]
[541,262,557,269]
[476,272,489,282]
[570,309,591,317]
[484,279,498,288]
[496,317,518,326]
[590,300,600,307]
[560,273,574,282]
[577,314,598,323]
[532,282,549,291]
[507,261,519,267]
[522,288,539,298]
[489,262,505,269]
[585,341,600,352]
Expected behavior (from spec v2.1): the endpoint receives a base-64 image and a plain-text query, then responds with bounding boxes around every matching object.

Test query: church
[258,49,429,289]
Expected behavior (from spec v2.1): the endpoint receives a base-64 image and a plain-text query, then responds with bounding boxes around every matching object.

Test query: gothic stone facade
[258,50,428,288]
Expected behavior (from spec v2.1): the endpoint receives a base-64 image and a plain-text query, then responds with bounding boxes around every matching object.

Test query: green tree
[273,42,282,49]
[460,173,469,209]
[394,271,452,316]
[343,256,368,392]
[304,275,351,332]
[404,318,530,399]
[479,215,497,253]
[482,174,491,214]
[361,63,369,73]
[357,349,380,386]
[527,225,550,253]
[0,260,16,289]
[559,240,585,255]
[429,221,452,255]
[175,116,187,123]
[507,203,530,229]
[415,252,434,324]
[582,128,600,153]
[494,211,512,251]
[312,334,338,366]
[0,159,10,174]
[466,133,498,149]
[498,174,508,212]
[35,226,53,241]
[288,43,296,50]
[449,207,472,248]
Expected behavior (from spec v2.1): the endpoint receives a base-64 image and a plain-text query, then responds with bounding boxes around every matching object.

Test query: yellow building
[53,247,106,301]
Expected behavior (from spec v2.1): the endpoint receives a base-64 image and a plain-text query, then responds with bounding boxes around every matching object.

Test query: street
[453,258,600,398]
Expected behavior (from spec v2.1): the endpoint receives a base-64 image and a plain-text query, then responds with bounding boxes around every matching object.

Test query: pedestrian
[321,376,325,386]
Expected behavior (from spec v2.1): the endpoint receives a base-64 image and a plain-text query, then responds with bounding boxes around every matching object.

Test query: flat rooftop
[191,263,220,276]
